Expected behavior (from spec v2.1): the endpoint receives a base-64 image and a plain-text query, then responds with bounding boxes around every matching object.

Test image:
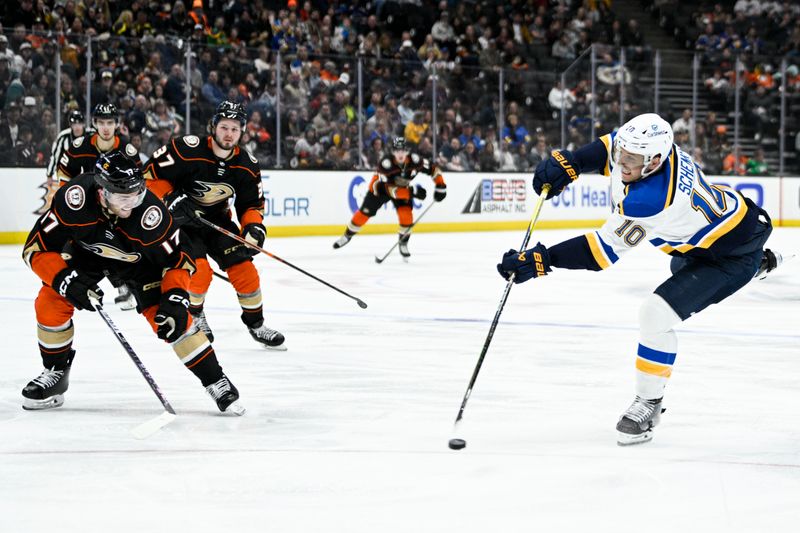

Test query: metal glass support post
[275,51,282,168]
[184,42,192,135]
[780,59,787,175]
[357,57,364,167]
[85,36,92,120]
[590,44,597,140]
[654,49,660,115]
[432,65,438,159]
[691,53,699,153]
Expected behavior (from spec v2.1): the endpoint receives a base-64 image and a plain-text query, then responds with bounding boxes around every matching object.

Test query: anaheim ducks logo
[190,181,235,206]
[65,185,85,210]
[80,242,141,263]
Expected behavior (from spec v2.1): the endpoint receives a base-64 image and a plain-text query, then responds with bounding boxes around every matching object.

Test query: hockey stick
[197,218,368,309]
[449,184,551,449]
[91,297,177,439]
[212,270,230,282]
[374,202,436,264]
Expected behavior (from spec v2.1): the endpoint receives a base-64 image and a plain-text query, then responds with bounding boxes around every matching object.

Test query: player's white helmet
[613,113,673,178]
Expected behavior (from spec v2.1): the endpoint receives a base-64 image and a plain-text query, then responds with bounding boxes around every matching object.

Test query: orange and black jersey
[22,174,195,293]
[374,152,445,200]
[144,135,264,229]
[56,134,139,184]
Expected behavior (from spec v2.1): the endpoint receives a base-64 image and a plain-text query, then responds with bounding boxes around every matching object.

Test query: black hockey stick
[197,218,368,309]
[92,297,177,439]
[449,185,551,449]
[212,270,230,282]
[374,202,436,264]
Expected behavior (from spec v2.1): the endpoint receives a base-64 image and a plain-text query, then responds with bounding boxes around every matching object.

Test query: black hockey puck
[448,438,466,450]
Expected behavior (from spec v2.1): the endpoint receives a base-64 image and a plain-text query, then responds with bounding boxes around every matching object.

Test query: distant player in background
[332,137,447,260]
[55,102,140,310]
[55,103,138,184]
[37,110,92,215]
[21,152,244,415]
[144,100,286,351]
[497,113,784,445]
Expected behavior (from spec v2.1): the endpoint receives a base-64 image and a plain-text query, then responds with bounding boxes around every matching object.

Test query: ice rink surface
[1,227,798,532]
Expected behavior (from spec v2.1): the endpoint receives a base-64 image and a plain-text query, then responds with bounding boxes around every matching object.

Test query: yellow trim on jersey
[585,232,612,269]
[663,150,676,210]
[658,190,749,254]
[619,184,630,216]
[636,357,673,377]
[599,134,612,176]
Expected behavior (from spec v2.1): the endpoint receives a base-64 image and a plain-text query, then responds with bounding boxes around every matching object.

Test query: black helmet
[391,137,407,151]
[92,102,118,121]
[211,100,247,128]
[94,151,145,194]
[68,110,84,124]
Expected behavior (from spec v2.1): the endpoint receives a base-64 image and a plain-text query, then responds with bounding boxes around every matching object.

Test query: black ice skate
[248,321,287,351]
[205,375,245,415]
[332,233,352,249]
[616,396,665,446]
[22,352,75,410]
[755,249,790,280]
[398,235,410,262]
[114,283,137,311]
[191,309,214,342]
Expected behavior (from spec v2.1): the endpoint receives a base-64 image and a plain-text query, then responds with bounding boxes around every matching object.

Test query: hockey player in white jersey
[496,113,783,446]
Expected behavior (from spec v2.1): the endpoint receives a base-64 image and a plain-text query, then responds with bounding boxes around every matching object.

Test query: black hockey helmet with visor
[95,151,146,211]
[92,102,119,122]
[212,100,247,128]
[68,110,84,124]
[391,136,408,161]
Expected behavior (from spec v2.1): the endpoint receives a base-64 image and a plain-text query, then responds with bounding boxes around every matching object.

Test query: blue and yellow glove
[532,150,580,199]
[496,243,552,284]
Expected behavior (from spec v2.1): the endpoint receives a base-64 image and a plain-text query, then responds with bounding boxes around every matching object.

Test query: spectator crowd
[0,0,796,175]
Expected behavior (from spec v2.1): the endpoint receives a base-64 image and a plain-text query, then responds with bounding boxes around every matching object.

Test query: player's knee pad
[190,258,213,296]
[352,210,370,225]
[639,294,681,350]
[226,260,260,294]
[397,205,413,226]
[35,286,75,327]
[640,294,681,335]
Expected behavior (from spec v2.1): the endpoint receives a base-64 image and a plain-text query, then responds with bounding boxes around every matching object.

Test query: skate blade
[131,411,176,439]
[401,255,410,263]
[22,394,64,410]
[115,296,137,311]
[224,400,246,416]
[262,343,288,352]
[616,429,654,446]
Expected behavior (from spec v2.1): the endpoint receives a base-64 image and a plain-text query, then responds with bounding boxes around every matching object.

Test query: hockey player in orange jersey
[332,137,447,260]
[21,152,244,414]
[144,101,285,350]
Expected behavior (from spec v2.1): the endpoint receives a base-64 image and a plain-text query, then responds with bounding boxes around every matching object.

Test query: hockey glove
[52,268,104,311]
[496,243,552,284]
[434,184,447,202]
[242,223,267,256]
[154,288,190,343]
[413,185,427,200]
[533,150,580,199]
[164,193,203,229]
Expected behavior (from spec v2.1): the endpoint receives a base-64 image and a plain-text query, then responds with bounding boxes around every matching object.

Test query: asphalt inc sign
[462,178,528,214]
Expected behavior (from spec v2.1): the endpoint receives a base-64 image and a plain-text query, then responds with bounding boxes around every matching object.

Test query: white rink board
[1,169,798,241]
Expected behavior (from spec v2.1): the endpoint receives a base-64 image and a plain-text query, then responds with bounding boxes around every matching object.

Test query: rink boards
[1,169,798,242]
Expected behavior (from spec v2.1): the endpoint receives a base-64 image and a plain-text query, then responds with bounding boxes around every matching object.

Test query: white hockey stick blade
[131,411,177,439]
